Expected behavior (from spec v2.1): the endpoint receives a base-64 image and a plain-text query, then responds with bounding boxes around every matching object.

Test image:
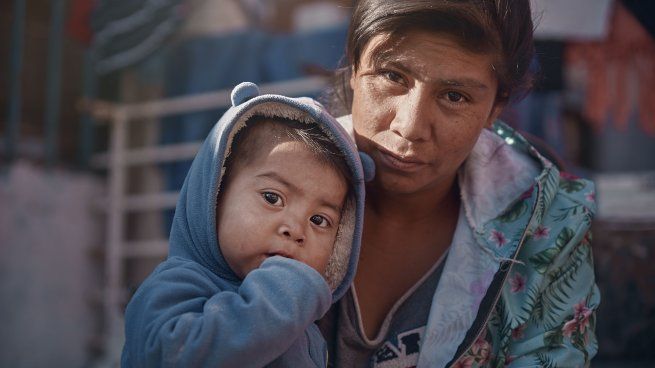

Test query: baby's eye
[262,192,282,206]
[310,215,330,228]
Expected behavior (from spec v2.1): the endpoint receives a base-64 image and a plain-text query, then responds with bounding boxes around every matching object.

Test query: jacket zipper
[447,182,541,367]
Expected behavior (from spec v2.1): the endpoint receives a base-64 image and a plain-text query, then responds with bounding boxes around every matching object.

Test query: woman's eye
[446,91,466,103]
[310,215,330,228]
[382,70,404,84]
[262,192,282,206]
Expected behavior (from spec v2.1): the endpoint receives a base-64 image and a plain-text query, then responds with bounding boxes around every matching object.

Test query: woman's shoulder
[488,121,597,218]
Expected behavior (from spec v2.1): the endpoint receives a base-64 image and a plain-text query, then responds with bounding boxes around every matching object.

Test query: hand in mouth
[266,251,295,260]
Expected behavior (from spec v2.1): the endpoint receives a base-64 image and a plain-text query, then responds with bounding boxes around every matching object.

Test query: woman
[319,1,600,367]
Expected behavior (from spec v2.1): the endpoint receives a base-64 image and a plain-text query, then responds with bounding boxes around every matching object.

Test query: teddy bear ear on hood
[230,82,260,106]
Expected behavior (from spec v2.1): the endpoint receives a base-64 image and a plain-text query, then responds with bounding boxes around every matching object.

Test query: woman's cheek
[352,97,377,134]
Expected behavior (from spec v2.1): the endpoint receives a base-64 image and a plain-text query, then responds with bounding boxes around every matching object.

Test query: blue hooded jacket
[122,82,373,367]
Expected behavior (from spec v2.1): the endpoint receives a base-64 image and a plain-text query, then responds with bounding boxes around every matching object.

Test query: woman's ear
[349,66,356,90]
[485,102,506,128]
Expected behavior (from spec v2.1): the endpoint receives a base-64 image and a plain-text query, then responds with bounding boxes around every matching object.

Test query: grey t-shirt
[318,253,447,368]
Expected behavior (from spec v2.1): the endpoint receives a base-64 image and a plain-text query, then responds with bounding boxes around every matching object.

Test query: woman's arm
[506,226,600,367]
[122,256,331,368]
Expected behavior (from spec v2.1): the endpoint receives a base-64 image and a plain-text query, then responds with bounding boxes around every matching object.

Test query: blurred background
[0,0,653,366]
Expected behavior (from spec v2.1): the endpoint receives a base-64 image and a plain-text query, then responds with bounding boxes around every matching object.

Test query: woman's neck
[365,176,460,224]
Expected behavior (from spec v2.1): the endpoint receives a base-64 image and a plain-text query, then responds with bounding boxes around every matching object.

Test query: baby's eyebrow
[319,199,342,216]
[256,172,298,192]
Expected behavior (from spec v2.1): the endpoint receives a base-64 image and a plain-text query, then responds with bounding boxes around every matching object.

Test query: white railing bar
[121,191,179,212]
[123,239,168,258]
[86,76,328,123]
[94,192,179,212]
[105,109,128,342]
[90,141,202,168]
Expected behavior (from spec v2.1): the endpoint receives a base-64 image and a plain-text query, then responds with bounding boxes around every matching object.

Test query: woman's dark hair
[325,0,535,114]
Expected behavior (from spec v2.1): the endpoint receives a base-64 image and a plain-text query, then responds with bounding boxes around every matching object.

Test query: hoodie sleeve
[122,256,332,368]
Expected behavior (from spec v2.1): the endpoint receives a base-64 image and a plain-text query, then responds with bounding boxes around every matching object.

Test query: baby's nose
[279,222,305,245]
[282,230,304,244]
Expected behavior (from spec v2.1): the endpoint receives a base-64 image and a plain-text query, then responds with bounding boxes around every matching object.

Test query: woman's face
[350,30,503,196]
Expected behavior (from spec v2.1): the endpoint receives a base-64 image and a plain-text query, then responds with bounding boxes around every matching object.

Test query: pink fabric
[566,3,655,135]
[66,0,96,45]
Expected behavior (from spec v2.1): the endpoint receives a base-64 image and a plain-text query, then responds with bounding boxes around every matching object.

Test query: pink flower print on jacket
[519,185,534,200]
[573,300,593,334]
[585,191,596,203]
[511,324,526,340]
[503,353,515,367]
[559,171,581,180]
[489,230,508,247]
[470,336,492,365]
[532,225,550,240]
[562,318,579,338]
[452,356,474,368]
[456,336,493,367]
[509,272,526,293]
[562,300,593,337]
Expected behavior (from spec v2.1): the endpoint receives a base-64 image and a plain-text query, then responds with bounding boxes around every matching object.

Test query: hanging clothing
[90,0,186,74]
[66,0,95,45]
[531,0,613,40]
[566,3,655,136]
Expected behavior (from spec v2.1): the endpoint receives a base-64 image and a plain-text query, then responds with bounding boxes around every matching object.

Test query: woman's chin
[371,168,456,198]
[372,173,428,195]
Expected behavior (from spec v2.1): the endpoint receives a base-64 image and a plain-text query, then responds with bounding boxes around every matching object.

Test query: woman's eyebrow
[439,78,489,90]
[380,60,489,90]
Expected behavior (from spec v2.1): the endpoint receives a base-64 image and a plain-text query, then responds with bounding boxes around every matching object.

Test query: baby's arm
[122,256,331,367]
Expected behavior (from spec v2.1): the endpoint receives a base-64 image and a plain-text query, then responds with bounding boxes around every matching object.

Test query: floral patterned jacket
[416,122,599,368]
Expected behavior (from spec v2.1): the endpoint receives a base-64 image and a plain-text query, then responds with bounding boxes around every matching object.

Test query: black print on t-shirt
[373,327,425,368]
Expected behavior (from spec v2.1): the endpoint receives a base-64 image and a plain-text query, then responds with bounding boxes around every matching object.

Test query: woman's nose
[278,220,305,245]
[389,89,432,142]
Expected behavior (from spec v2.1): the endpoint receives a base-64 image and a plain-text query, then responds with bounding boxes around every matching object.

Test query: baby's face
[216,140,348,280]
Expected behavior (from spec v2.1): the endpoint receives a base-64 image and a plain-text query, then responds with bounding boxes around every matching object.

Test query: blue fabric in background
[160,25,348,233]
[508,92,565,156]
[160,32,267,194]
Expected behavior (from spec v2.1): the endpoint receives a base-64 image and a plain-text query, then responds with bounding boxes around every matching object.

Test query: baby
[122,82,372,367]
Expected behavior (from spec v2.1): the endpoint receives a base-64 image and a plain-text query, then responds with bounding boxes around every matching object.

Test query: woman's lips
[377,148,428,172]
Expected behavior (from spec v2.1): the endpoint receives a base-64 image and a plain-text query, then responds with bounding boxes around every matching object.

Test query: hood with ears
[167,82,374,301]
